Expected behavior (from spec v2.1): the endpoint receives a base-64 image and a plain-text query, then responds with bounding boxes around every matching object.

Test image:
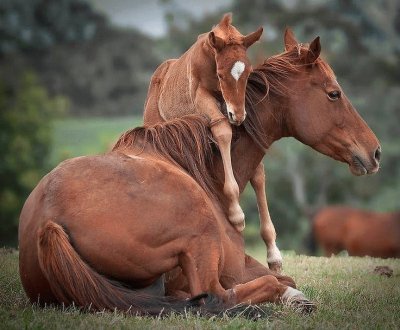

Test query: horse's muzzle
[350,148,380,176]
[227,110,246,126]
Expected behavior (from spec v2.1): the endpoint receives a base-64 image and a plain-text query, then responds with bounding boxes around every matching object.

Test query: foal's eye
[327,90,341,101]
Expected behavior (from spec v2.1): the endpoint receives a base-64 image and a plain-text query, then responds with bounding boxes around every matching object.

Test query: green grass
[50,116,142,166]
[1,247,400,329]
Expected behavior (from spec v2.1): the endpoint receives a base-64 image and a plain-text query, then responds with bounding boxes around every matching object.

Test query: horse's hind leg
[250,162,282,272]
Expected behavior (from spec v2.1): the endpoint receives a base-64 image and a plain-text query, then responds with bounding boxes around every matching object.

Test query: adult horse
[143,28,381,272]
[19,30,380,315]
[313,206,400,257]
[19,116,309,316]
[144,13,263,230]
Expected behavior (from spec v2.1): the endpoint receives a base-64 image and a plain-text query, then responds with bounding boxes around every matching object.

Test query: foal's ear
[243,27,263,48]
[305,36,321,64]
[219,13,232,28]
[284,27,298,51]
[208,31,225,51]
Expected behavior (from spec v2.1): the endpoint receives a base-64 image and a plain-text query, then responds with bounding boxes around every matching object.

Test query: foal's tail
[37,221,227,317]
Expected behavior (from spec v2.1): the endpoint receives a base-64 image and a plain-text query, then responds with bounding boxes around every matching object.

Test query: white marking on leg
[267,242,283,264]
[231,61,245,81]
[281,287,306,302]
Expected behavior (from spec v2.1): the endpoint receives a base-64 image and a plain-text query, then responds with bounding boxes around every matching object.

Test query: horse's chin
[349,163,367,176]
[349,155,379,176]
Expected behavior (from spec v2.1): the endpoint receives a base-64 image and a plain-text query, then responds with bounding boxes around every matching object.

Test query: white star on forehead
[231,61,245,81]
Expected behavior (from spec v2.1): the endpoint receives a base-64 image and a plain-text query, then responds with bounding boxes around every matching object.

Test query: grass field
[1,248,400,329]
[50,116,142,166]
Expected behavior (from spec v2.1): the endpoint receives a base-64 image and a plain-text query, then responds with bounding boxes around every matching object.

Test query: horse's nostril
[228,112,234,121]
[374,146,381,162]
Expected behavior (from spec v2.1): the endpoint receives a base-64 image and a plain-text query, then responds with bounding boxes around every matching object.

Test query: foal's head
[208,13,263,125]
[271,29,381,175]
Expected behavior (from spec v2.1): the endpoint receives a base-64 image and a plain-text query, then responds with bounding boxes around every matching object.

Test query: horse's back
[144,48,200,124]
[144,59,176,125]
[313,206,349,255]
[19,152,219,303]
[345,211,400,257]
[314,207,400,258]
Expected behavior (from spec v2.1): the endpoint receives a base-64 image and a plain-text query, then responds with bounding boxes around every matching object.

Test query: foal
[144,13,263,230]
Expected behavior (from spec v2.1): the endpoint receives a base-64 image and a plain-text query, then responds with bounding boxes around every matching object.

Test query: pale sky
[90,0,232,37]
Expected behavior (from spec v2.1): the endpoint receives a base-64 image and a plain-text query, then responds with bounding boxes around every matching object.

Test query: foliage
[0,73,66,246]
[1,248,400,328]
[0,0,106,55]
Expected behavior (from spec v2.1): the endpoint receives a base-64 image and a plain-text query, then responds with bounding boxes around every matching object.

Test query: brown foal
[144,13,263,231]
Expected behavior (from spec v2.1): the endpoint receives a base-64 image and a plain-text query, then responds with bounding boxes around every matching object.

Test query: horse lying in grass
[143,28,381,272]
[144,13,263,231]
[19,115,309,317]
[313,206,400,257]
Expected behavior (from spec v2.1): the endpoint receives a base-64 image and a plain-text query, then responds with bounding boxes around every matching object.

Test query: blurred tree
[0,0,106,55]
[0,72,66,246]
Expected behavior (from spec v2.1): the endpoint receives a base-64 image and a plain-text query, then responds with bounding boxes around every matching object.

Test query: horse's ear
[284,27,298,51]
[219,13,232,28]
[243,27,263,48]
[305,36,321,64]
[208,31,225,51]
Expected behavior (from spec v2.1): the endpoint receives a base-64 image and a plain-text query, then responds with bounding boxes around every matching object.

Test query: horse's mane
[242,44,336,150]
[112,115,219,201]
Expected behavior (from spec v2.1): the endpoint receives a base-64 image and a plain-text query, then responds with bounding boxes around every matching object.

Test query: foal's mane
[112,115,218,200]
[242,44,336,150]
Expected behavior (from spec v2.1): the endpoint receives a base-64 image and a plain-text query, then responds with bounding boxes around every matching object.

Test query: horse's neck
[229,98,287,191]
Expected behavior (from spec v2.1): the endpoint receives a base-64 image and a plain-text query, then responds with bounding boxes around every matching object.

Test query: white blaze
[231,61,245,81]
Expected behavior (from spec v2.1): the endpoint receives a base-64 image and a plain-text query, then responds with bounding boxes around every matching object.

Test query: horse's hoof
[268,260,282,273]
[288,298,316,314]
[281,287,316,314]
[228,205,245,231]
[234,221,245,232]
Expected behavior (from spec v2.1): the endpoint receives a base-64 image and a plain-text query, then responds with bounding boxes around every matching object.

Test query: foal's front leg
[195,88,244,231]
[250,162,283,272]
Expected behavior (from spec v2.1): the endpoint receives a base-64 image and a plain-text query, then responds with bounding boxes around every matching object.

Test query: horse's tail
[37,221,230,317]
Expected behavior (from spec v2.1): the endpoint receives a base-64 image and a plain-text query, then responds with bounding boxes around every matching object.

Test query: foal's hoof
[228,206,245,232]
[268,260,282,273]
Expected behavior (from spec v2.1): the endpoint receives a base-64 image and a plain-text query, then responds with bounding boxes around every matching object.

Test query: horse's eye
[327,90,341,101]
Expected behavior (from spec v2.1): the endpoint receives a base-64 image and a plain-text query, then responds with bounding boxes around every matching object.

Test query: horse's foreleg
[250,162,282,272]
[210,119,244,231]
[232,261,315,312]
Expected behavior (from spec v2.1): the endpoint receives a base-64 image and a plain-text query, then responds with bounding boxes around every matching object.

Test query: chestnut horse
[19,116,311,316]
[144,13,263,230]
[143,28,381,272]
[313,206,400,258]
[19,30,380,316]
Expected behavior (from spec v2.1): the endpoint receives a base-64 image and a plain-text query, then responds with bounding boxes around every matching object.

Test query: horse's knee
[277,275,296,288]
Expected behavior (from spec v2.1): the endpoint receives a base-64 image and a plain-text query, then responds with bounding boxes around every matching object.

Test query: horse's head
[208,13,263,126]
[280,28,381,175]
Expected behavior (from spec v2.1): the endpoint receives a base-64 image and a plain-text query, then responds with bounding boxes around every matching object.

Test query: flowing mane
[242,44,336,150]
[112,115,219,201]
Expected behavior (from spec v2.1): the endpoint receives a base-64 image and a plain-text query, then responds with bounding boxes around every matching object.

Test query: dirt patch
[373,265,393,277]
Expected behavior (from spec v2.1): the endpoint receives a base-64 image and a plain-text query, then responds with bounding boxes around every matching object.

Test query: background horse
[19,116,311,316]
[144,13,263,230]
[312,206,400,257]
[143,28,381,272]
